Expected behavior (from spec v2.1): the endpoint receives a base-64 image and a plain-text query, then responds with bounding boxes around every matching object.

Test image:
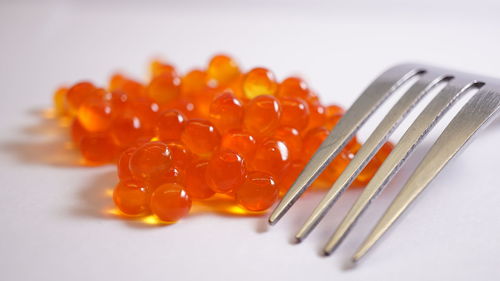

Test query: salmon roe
[113,180,148,215]
[221,131,257,160]
[277,77,311,100]
[66,81,96,114]
[279,97,310,131]
[129,142,173,185]
[184,161,214,199]
[209,92,244,133]
[150,183,192,222]
[243,95,281,137]
[181,119,221,158]
[156,109,186,142]
[52,54,393,224]
[206,150,246,194]
[242,67,278,99]
[235,171,278,211]
[207,54,240,87]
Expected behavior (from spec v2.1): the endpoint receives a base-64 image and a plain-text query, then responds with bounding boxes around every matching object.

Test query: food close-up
[52,54,393,223]
[2,1,499,281]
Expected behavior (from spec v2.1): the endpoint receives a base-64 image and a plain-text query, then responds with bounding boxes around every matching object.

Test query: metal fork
[268,63,500,263]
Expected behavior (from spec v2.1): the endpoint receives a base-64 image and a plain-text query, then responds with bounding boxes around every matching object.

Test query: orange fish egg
[117,147,136,181]
[302,126,329,161]
[220,130,257,161]
[242,67,278,99]
[113,180,149,215]
[162,98,196,118]
[278,160,305,196]
[325,113,343,131]
[70,119,90,147]
[110,115,152,149]
[166,142,192,171]
[53,87,68,116]
[66,81,96,114]
[306,101,327,131]
[149,183,192,222]
[207,54,240,87]
[150,60,177,78]
[147,72,181,104]
[316,150,352,187]
[129,141,173,183]
[156,109,186,142]
[209,92,244,133]
[129,97,161,126]
[206,150,246,194]
[274,126,302,161]
[326,104,345,117]
[77,91,114,132]
[376,141,394,162]
[80,133,116,164]
[277,76,311,100]
[181,69,208,95]
[109,74,145,98]
[181,119,221,158]
[243,95,281,137]
[235,171,278,211]
[184,161,215,199]
[279,97,310,131]
[250,138,290,178]
[105,90,129,114]
[354,157,381,187]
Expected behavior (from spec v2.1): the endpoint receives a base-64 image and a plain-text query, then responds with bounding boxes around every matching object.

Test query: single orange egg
[117,147,136,181]
[150,60,177,78]
[242,67,278,99]
[109,73,145,98]
[156,109,186,142]
[302,126,329,161]
[207,54,240,87]
[181,69,208,95]
[306,101,327,131]
[66,81,96,113]
[209,92,244,133]
[220,130,257,161]
[279,97,310,131]
[110,115,153,149]
[235,171,278,211]
[80,133,117,164]
[113,180,149,215]
[250,138,290,178]
[184,161,215,199]
[243,95,281,137]
[274,126,302,161]
[147,72,181,104]
[77,90,114,132]
[277,76,311,100]
[149,183,192,222]
[129,141,173,183]
[181,119,221,158]
[206,150,246,194]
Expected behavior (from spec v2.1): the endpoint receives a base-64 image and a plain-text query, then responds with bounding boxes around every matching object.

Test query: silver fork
[268,63,500,263]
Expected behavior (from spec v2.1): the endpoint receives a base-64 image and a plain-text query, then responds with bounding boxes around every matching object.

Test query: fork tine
[323,78,479,255]
[294,72,448,241]
[351,89,500,263]
[269,65,423,225]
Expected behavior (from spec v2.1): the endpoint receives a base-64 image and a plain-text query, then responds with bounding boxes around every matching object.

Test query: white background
[1,0,500,280]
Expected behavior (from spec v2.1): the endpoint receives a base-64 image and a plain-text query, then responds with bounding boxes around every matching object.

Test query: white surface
[1,1,500,280]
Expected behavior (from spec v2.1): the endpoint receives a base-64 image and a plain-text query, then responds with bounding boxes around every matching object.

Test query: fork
[268,63,500,263]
